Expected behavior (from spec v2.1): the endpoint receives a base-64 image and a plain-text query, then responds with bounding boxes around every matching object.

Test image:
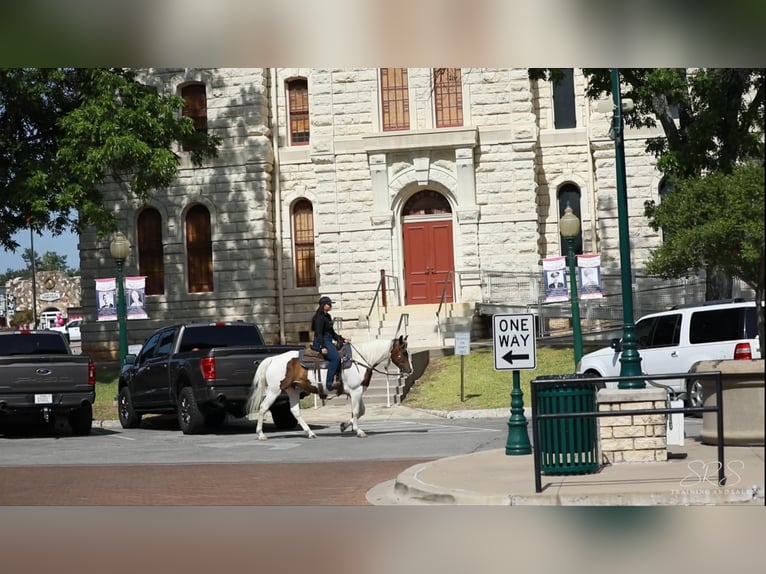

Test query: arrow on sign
[502,350,530,364]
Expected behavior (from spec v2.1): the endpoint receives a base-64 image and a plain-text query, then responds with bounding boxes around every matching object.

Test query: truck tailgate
[210,345,299,385]
[0,355,93,394]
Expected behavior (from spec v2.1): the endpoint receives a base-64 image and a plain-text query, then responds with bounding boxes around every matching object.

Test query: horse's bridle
[349,340,407,377]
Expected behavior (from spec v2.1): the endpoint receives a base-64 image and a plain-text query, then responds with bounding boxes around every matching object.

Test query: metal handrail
[435,270,455,345]
[365,270,400,339]
[393,313,409,339]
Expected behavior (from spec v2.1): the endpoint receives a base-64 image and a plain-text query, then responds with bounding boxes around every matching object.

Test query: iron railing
[530,371,726,494]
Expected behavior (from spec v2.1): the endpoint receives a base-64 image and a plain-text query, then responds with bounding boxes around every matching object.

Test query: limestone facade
[78,68,667,360]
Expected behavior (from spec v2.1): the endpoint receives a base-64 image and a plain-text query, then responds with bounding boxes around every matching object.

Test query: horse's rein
[349,342,402,376]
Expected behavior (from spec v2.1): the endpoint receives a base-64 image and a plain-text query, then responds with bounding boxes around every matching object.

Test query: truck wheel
[178,387,206,435]
[69,404,93,436]
[270,403,298,430]
[118,387,142,429]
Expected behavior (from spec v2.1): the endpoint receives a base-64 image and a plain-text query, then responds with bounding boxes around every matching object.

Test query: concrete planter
[691,360,765,446]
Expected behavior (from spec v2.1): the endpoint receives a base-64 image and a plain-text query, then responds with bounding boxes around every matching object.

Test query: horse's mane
[351,338,393,367]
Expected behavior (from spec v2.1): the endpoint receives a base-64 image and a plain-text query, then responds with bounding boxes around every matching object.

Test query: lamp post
[559,205,583,368]
[109,232,131,368]
[610,68,644,388]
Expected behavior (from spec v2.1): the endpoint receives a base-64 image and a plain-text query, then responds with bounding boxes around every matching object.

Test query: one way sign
[492,313,537,371]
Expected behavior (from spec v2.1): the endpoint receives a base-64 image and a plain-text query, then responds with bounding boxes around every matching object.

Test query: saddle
[298,343,353,370]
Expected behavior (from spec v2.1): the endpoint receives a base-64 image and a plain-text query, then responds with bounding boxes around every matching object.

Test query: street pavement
[95,402,764,506]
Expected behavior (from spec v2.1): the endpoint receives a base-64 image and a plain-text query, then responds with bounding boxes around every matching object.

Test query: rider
[311,296,347,392]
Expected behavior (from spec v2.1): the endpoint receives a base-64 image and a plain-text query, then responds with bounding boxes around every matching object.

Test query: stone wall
[597,388,668,463]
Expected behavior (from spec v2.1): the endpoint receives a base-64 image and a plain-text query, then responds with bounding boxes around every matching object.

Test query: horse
[246,336,413,439]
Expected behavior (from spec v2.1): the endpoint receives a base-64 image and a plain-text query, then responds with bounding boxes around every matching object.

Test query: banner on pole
[96,277,148,321]
[542,256,568,302]
[577,254,604,299]
[125,276,148,319]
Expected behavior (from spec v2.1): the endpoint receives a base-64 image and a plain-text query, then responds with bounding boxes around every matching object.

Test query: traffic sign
[454,331,470,356]
[492,313,537,370]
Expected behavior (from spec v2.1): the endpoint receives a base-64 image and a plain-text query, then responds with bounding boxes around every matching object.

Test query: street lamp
[559,204,583,367]
[610,68,644,388]
[109,232,131,368]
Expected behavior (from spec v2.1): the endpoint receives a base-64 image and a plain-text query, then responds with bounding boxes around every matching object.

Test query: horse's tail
[246,356,272,420]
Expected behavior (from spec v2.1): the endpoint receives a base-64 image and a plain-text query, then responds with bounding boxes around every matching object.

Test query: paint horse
[246,336,412,439]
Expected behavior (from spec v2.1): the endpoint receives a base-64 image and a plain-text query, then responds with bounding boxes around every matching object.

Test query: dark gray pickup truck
[117,321,300,434]
[0,330,96,435]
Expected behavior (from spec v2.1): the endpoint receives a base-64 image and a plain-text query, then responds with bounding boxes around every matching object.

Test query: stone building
[2,272,82,328]
[79,68,668,360]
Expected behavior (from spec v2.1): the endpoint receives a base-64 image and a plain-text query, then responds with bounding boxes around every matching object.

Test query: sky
[0,229,80,274]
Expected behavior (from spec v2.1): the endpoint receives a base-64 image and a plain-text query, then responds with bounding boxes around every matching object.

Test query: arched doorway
[401,190,455,305]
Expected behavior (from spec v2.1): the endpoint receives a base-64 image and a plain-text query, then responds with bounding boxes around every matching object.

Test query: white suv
[576,299,761,407]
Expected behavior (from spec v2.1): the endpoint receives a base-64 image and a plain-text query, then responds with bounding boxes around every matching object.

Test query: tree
[644,163,765,355]
[530,68,765,299]
[1,249,77,284]
[0,68,220,252]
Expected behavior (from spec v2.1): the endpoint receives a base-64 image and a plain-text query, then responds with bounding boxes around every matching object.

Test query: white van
[576,299,761,407]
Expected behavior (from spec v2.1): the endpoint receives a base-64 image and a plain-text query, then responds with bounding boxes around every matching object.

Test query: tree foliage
[0,68,220,252]
[644,163,765,353]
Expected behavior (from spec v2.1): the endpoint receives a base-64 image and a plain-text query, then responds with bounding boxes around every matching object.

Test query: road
[0,415,510,505]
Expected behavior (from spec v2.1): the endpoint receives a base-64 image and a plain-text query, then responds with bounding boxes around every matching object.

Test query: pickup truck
[0,330,96,435]
[117,321,301,434]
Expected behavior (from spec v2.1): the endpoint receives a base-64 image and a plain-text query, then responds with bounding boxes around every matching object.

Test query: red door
[403,219,455,305]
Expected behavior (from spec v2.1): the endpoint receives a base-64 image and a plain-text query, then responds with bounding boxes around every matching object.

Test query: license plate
[35,394,53,404]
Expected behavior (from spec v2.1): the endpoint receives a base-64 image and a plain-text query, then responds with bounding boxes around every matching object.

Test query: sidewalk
[356,406,765,506]
[296,402,764,506]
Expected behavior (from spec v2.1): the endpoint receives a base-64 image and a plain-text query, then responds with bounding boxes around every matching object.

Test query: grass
[93,363,120,421]
[403,346,580,412]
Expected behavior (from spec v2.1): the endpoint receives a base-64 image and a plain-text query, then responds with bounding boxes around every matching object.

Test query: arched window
[181,82,207,151]
[287,78,309,145]
[137,208,164,295]
[292,199,316,287]
[558,184,583,255]
[402,190,452,216]
[434,68,463,128]
[185,204,213,293]
[380,68,409,131]
[552,68,576,129]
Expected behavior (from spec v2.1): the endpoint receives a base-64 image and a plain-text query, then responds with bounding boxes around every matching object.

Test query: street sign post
[454,331,470,401]
[492,313,536,455]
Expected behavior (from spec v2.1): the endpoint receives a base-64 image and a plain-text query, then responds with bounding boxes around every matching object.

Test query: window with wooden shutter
[434,68,463,128]
[181,83,208,151]
[137,208,165,295]
[292,199,316,287]
[380,68,410,131]
[287,78,309,145]
[185,204,213,293]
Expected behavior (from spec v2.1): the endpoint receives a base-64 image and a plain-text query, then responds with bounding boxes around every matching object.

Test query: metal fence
[480,269,755,337]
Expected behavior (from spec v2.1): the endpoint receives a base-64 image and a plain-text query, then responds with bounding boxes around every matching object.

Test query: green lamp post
[610,68,644,388]
[559,204,584,367]
[110,232,131,368]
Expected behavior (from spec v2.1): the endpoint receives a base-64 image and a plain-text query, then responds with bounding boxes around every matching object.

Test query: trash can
[535,374,599,475]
